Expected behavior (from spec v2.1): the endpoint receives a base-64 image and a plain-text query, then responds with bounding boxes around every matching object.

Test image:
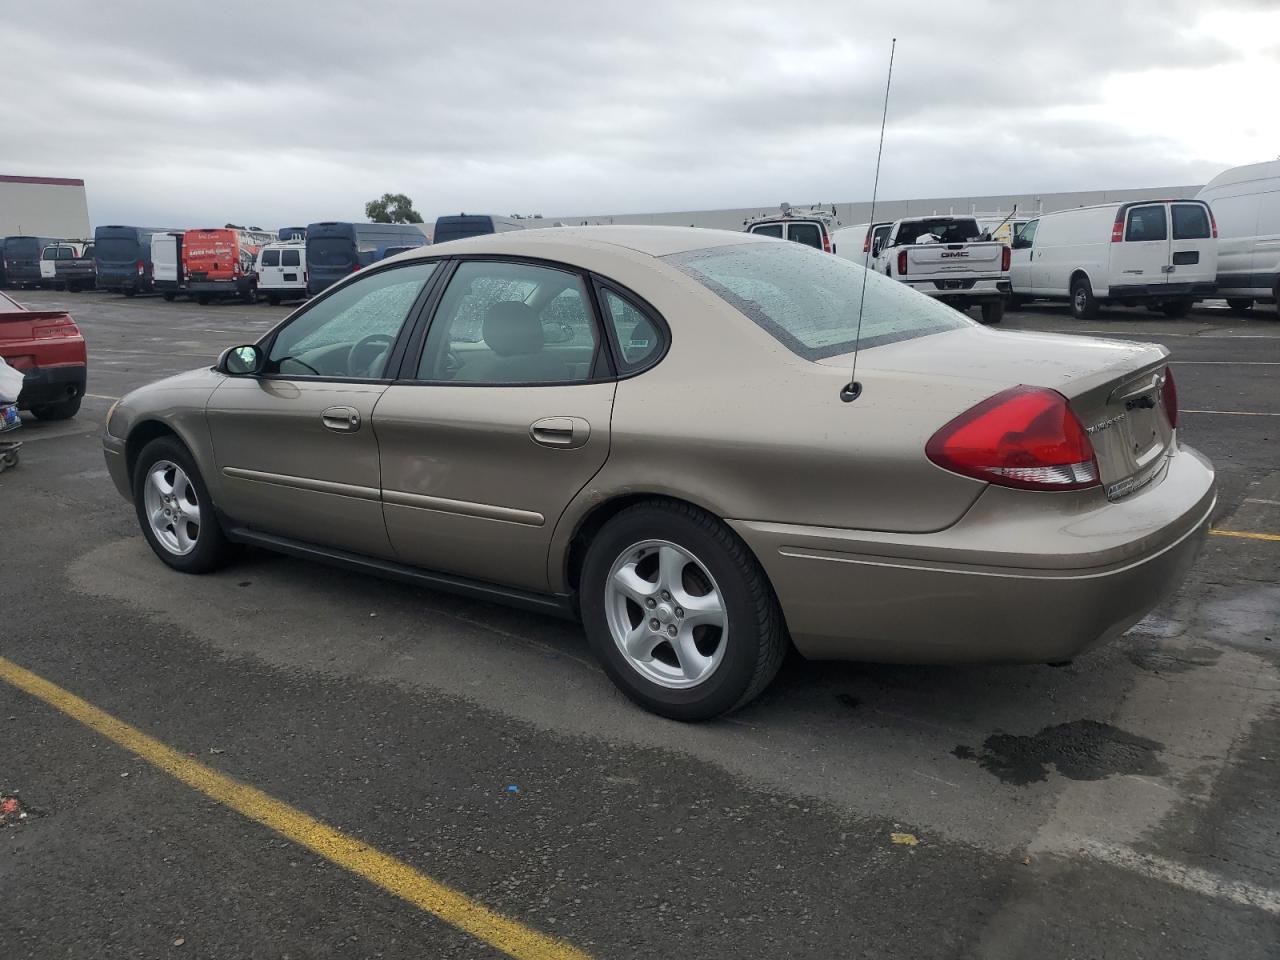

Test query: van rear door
[1169,201,1216,289]
[1113,204,1170,293]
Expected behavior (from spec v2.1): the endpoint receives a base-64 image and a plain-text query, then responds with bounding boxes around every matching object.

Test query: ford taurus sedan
[103,226,1215,720]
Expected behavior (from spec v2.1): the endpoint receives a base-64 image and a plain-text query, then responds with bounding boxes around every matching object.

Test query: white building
[1,174,91,239]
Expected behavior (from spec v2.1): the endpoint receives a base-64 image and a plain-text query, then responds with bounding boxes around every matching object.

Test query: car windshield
[665,242,970,359]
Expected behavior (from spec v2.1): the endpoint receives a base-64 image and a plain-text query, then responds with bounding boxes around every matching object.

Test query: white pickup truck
[873,215,1012,323]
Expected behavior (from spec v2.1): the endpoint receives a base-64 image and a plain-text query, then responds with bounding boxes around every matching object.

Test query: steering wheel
[347,333,395,377]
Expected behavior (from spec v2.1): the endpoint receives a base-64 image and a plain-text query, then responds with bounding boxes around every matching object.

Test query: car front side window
[266,261,437,379]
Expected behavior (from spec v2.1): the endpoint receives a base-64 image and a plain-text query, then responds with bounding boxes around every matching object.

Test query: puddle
[1126,642,1223,674]
[954,720,1165,786]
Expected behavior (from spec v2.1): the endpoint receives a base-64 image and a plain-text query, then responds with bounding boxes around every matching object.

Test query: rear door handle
[321,406,361,432]
[530,416,590,449]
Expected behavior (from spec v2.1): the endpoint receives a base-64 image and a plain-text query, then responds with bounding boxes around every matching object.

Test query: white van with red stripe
[1008,199,1218,319]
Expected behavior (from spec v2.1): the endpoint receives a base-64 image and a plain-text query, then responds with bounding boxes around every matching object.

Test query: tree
[365,193,424,224]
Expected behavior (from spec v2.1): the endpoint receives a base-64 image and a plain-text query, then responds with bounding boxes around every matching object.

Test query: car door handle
[530,416,590,449]
[321,406,361,432]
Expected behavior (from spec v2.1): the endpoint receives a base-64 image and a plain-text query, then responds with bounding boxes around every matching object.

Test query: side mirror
[220,344,265,376]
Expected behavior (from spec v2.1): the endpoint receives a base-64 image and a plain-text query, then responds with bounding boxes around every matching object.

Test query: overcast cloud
[2,0,1277,228]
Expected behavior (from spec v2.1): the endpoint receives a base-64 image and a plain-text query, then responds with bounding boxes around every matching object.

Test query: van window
[282,249,301,267]
[1171,204,1211,240]
[41,247,58,261]
[59,247,76,260]
[308,236,353,266]
[261,249,280,267]
[1125,206,1167,242]
[1013,219,1038,249]
[787,222,823,249]
[751,224,784,239]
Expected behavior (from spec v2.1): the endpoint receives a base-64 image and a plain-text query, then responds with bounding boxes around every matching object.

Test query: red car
[0,290,86,419]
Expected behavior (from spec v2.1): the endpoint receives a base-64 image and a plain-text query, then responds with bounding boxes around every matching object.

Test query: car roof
[414,224,770,259]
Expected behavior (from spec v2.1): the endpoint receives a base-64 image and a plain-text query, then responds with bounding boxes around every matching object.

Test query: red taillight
[1161,367,1178,430]
[822,232,831,253]
[136,260,145,275]
[1001,245,1011,271]
[1111,212,1125,243]
[926,386,1100,491]
[863,231,871,253]
[897,250,908,275]
[351,263,361,273]
[1208,207,1218,239]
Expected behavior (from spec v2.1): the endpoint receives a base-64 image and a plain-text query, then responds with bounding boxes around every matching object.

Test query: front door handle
[321,406,361,432]
[530,416,590,449]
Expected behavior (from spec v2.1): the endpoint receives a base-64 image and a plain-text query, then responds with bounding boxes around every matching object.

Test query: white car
[256,240,308,305]
[1009,200,1218,319]
[1196,160,1280,316]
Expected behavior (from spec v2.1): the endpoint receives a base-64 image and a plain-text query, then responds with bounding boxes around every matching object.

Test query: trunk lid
[905,241,1004,276]
[824,326,1175,500]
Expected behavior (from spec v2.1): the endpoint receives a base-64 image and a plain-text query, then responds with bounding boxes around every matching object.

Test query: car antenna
[842,37,896,404]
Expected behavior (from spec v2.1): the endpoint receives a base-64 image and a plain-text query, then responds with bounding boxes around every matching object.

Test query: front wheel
[162,292,176,302]
[124,290,137,298]
[1226,298,1253,316]
[197,293,211,305]
[980,300,1005,324]
[1161,300,1193,318]
[580,501,786,721]
[1070,276,1099,320]
[132,436,236,573]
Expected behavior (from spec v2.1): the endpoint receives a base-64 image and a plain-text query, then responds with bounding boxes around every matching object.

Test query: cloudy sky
[3,0,1277,228]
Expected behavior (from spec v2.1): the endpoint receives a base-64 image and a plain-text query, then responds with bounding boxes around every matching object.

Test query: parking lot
[3,288,1278,958]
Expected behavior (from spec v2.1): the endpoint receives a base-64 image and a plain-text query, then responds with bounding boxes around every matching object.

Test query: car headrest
[483,301,543,357]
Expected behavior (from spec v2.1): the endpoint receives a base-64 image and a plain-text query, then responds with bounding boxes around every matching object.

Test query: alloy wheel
[143,460,201,555]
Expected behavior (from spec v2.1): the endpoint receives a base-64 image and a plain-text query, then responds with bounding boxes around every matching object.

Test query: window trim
[252,258,448,385]
[1125,204,1169,243]
[393,254,619,389]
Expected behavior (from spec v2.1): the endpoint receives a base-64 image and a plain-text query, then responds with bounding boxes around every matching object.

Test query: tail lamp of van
[1161,367,1178,429]
[897,250,909,275]
[1110,211,1125,242]
[1001,246,1011,271]
[822,232,832,254]
[863,232,871,253]
[926,386,1100,491]
[135,260,145,275]
[1208,208,1218,239]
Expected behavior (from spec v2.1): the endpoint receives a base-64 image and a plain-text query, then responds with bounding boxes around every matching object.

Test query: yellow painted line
[1211,529,1280,543]
[0,656,589,960]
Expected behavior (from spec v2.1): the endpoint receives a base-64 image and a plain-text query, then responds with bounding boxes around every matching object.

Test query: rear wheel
[124,290,137,298]
[580,501,786,721]
[1160,300,1193,318]
[1226,298,1253,315]
[1007,295,1027,310]
[132,436,235,574]
[197,293,211,305]
[241,284,257,305]
[980,300,1005,324]
[1070,276,1099,320]
[162,292,176,302]
[266,293,280,306]
[30,396,81,421]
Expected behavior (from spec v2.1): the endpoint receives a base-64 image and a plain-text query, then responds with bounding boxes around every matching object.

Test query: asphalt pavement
[2,288,1278,959]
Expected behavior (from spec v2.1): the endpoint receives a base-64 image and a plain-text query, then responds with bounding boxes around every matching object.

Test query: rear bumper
[17,363,87,409]
[187,278,254,295]
[1107,282,1217,300]
[730,445,1215,664]
[99,272,150,293]
[907,277,1008,301]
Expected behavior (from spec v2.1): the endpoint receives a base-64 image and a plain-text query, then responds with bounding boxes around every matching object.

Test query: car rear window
[1126,206,1167,241]
[308,236,354,266]
[282,249,301,266]
[261,249,280,266]
[666,242,970,360]
[749,223,784,239]
[896,219,982,245]
[95,237,139,262]
[788,222,822,249]
[1172,203,1211,240]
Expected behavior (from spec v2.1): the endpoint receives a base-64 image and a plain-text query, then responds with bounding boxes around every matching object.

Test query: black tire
[1007,295,1027,310]
[241,284,257,305]
[131,436,236,574]
[1070,276,1099,320]
[1226,298,1253,315]
[67,282,80,293]
[580,500,787,721]
[1160,300,1193,318]
[197,293,212,305]
[980,300,1005,324]
[266,293,280,306]
[124,289,137,298]
[30,396,82,420]
[162,292,176,302]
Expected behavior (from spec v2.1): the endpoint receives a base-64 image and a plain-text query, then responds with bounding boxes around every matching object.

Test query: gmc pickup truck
[53,241,97,292]
[873,216,1011,323]
[0,291,87,419]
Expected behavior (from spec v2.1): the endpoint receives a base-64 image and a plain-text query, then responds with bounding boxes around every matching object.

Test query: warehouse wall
[0,176,92,239]
[551,185,1206,230]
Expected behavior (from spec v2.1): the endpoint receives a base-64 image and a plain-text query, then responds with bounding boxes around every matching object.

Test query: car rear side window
[667,242,970,360]
[787,222,822,249]
[282,249,301,267]
[1126,206,1168,241]
[1171,204,1211,240]
[750,224,784,239]
[261,249,280,267]
[601,288,663,371]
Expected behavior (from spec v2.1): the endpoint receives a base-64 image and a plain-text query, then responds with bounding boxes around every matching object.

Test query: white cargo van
[256,240,307,305]
[1196,160,1280,315]
[1008,199,1218,319]
[151,232,185,301]
[832,221,892,263]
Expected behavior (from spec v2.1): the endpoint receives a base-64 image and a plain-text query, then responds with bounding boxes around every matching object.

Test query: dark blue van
[3,236,59,288]
[278,226,307,242]
[304,221,428,294]
[94,225,175,296]
[432,215,529,244]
